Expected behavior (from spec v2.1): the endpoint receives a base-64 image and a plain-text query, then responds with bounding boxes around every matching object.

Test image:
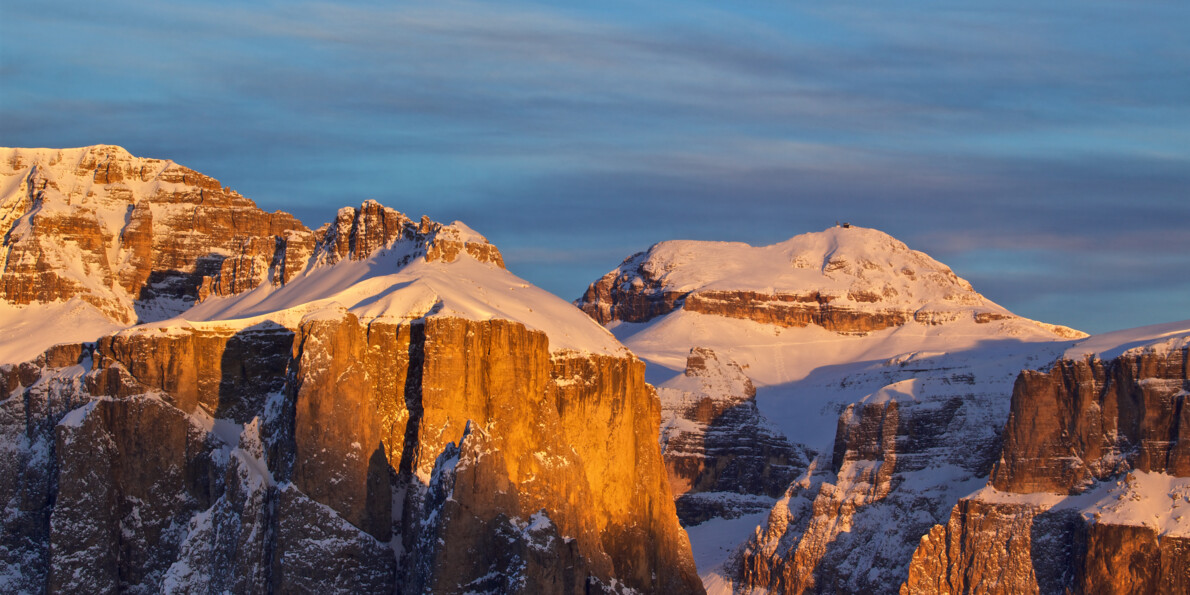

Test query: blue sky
[2,0,1187,333]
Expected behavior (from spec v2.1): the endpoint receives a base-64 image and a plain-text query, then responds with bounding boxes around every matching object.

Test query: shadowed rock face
[901,498,1190,594]
[658,348,809,525]
[901,344,1190,595]
[730,342,1041,595]
[51,396,225,593]
[737,394,1005,595]
[992,346,1190,494]
[1,314,703,594]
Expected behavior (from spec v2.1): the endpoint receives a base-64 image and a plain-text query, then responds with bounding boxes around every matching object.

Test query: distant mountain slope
[578,225,1083,340]
[577,227,1094,593]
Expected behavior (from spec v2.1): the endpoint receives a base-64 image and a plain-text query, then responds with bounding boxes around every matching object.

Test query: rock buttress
[901,343,1190,594]
[992,346,1190,494]
[6,313,702,593]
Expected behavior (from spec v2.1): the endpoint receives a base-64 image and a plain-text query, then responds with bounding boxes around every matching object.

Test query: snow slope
[178,238,625,355]
[1063,318,1190,361]
[0,298,124,367]
[587,225,1089,333]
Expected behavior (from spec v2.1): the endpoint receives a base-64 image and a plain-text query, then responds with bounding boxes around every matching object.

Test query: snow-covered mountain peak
[1,145,312,363]
[579,225,1082,345]
[608,225,976,306]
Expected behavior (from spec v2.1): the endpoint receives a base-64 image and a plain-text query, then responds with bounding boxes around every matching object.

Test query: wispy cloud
[2,0,1187,332]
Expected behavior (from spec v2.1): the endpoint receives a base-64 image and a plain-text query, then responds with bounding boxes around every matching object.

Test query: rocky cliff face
[311,200,504,269]
[658,348,809,525]
[902,480,1190,594]
[576,225,1095,592]
[901,336,1190,595]
[1,146,312,325]
[733,346,1033,594]
[992,342,1190,493]
[1,314,702,594]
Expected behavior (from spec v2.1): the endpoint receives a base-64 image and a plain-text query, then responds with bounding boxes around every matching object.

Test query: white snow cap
[1063,319,1190,361]
[609,225,1028,317]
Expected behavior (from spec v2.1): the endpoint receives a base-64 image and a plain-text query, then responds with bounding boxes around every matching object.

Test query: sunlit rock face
[312,199,505,268]
[901,338,1190,595]
[0,146,311,324]
[902,497,1190,595]
[2,315,703,594]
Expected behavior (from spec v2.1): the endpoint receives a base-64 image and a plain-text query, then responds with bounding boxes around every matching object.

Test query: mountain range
[2,146,1186,594]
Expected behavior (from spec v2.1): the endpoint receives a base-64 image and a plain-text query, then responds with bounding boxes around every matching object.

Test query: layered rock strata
[576,229,1083,338]
[1,146,311,324]
[901,338,1190,594]
[0,313,703,593]
[992,343,1190,493]
[734,349,1037,594]
[902,494,1190,594]
[683,290,908,333]
[312,200,504,269]
[658,348,809,525]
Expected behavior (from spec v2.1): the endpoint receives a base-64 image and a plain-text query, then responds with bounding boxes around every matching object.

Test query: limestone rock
[50,396,224,593]
[902,337,1190,595]
[0,146,311,324]
[901,497,1190,595]
[89,322,294,422]
[735,350,1024,594]
[658,348,809,525]
[900,498,1082,594]
[3,313,702,593]
[0,350,92,593]
[575,227,1083,338]
[992,344,1190,494]
[311,200,505,269]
